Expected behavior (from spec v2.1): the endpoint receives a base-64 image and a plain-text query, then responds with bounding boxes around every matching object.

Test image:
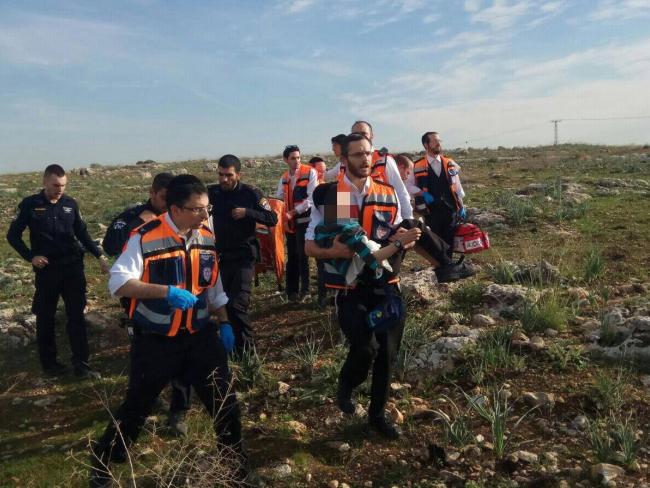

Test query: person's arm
[305,237,355,259]
[294,169,318,214]
[385,157,413,219]
[72,201,103,259]
[6,201,34,262]
[207,273,229,312]
[275,177,284,199]
[324,162,341,181]
[243,190,278,226]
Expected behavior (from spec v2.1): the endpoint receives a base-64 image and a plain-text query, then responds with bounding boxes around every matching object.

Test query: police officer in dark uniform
[6,164,109,378]
[208,154,277,355]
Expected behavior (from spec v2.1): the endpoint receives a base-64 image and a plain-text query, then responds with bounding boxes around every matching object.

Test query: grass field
[1,144,649,487]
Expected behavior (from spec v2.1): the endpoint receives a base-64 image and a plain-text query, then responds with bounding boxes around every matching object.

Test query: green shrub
[463,326,525,383]
[584,248,605,282]
[284,331,322,378]
[396,314,438,380]
[592,368,629,413]
[495,191,536,225]
[450,282,485,315]
[487,261,518,284]
[232,344,269,391]
[434,395,475,448]
[520,293,568,333]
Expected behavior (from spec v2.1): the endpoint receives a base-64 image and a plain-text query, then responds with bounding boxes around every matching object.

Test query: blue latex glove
[166,286,198,310]
[219,322,235,353]
[422,192,435,205]
[458,206,467,220]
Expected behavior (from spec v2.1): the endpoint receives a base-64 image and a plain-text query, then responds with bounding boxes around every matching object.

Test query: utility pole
[551,119,562,145]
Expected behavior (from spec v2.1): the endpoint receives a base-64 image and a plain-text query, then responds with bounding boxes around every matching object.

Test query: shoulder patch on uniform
[138,219,162,234]
[259,197,271,211]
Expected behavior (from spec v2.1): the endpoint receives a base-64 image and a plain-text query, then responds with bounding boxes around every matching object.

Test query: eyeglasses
[348,150,373,159]
[182,204,213,215]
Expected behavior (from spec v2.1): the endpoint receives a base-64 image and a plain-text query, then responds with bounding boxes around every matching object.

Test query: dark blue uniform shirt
[7,190,102,262]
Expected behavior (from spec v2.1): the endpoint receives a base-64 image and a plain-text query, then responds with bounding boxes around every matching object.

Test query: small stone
[545,328,559,337]
[273,463,292,478]
[446,450,461,463]
[471,314,496,327]
[387,454,397,464]
[327,480,339,488]
[475,434,484,443]
[326,441,351,452]
[363,481,373,487]
[340,483,350,488]
[590,463,624,484]
[529,335,546,350]
[277,381,290,395]
[305,473,312,483]
[522,391,555,409]
[287,420,307,435]
[513,450,538,464]
[571,415,589,431]
[388,405,404,424]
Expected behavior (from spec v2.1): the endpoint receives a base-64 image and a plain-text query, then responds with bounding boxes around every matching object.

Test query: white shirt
[324,152,413,220]
[305,174,403,241]
[275,165,318,214]
[406,154,466,200]
[108,213,228,309]
[324,161,342,182]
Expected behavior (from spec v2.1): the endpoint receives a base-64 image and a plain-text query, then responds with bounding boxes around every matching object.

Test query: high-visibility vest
[412,155,461,210]
[128,214,218,336]
[370,149,389,183]
[281,164,312,233]
[316,178,400,289]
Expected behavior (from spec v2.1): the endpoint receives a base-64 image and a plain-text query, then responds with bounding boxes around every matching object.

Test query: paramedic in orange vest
[275,145,318,302]
[407,131,466,256]
[305,133,421,440]
[90,175,246,486]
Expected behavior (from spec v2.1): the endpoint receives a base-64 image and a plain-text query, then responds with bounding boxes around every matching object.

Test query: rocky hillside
[0,144,649,487]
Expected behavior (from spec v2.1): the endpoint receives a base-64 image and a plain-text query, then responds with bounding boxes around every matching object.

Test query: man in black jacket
[209,154,278,355]
[7,164,109,378]
[102,172,173,257]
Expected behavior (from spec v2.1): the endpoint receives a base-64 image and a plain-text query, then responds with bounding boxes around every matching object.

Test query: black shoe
[167,411,188,437]
[74,363,102,380]
[43,361,67,377]
[336,384,355,415]
[435,258,476,283]
[287,292,299,302]
[89,445,112,488]
[89,465,112,488]
[369,415,402,440]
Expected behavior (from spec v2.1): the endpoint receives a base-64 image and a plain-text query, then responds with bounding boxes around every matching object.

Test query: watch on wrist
[393,240,403,250]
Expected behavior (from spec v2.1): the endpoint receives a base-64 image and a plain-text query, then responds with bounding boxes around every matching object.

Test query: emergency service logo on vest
[375,225,390,240]
[63,206,73,214]
[259,197,271,211]
[113,219,127,229]
[203,267,212,283]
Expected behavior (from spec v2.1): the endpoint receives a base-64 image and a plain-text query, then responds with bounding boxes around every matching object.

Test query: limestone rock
[277,381,290,395]
[590,463,624,484]
[471,314,495,327]
[522,392,555,409]
[484,284,538,316]
[400,268,442,304]
[287,420,307,435]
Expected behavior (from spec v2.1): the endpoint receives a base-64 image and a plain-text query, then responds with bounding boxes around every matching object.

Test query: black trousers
[95,325,241,462]
[285,223,309,295]
[336,285,405,419]
[32,258,88,369]
[424,204,457,257]
[316,259,326,301]
[220,258,255,354]
[400,218,451,266]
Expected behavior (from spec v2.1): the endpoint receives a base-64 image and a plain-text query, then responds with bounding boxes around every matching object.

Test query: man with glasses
[305,133,421,439]
[90,175,246,487]
[208,154,277,355]
[103,172,193,437]
[275,145,318,301]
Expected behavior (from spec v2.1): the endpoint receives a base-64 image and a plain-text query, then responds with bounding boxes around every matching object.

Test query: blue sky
[1,0,649,171]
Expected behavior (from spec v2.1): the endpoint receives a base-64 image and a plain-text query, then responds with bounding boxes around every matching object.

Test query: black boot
[369,414,402,440]
[336,382,355,415]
